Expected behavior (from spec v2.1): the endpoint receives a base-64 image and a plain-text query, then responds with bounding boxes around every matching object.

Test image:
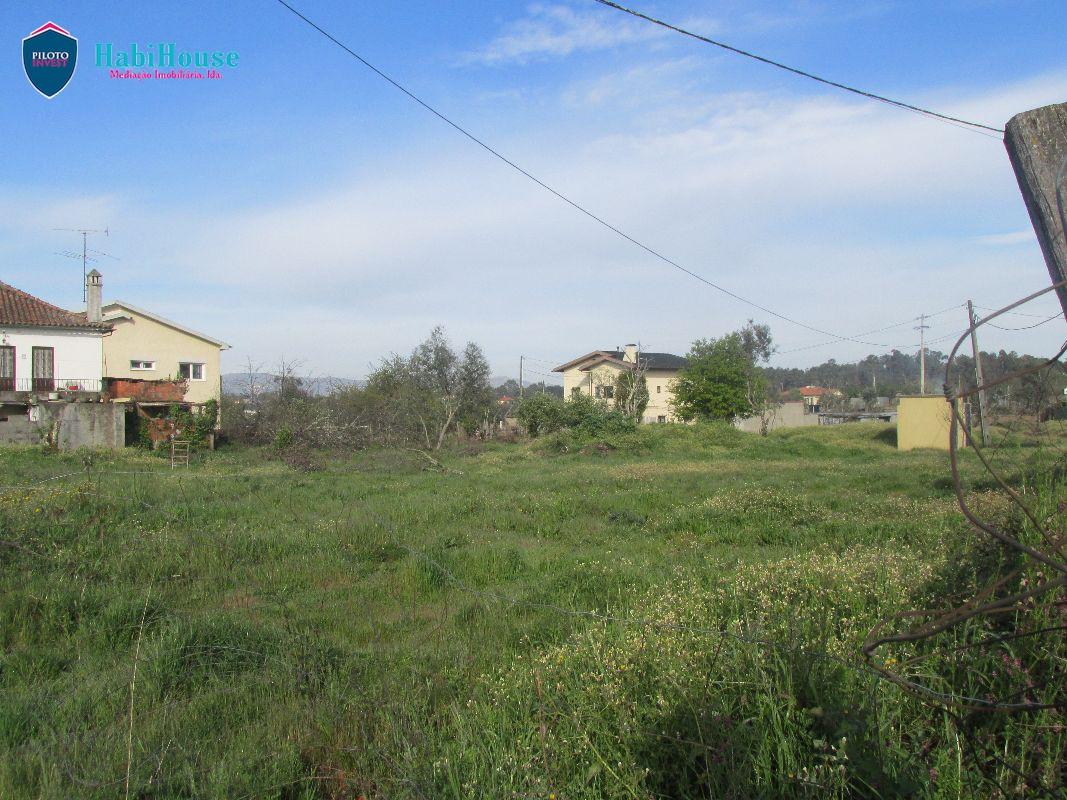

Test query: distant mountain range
[223,372,560,397]
[222,372,363,397]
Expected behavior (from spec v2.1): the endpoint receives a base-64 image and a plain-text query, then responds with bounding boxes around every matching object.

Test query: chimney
[623,343,638,363]
[86,269,102,323]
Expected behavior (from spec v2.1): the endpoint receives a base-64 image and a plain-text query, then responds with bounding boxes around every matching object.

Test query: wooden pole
[967,300,990,447]
[519,355,524,399]
[1004,103,1067,319]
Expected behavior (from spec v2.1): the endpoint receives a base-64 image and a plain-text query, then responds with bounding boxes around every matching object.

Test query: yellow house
[553,344,688,423]
[101,300,230,407]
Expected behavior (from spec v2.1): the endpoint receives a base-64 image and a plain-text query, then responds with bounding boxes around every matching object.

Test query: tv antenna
[53,228,117,301]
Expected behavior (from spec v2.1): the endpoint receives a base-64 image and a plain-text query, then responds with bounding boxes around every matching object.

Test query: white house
[0,273,109,393]
[553,344,689,423]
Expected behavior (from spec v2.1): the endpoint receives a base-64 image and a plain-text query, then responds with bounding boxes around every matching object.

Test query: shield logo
[23,22,77,99]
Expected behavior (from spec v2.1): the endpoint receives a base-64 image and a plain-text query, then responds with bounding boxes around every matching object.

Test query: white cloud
[974,230,1036,246]
[8,66,1065,378]
[464,3,669,65]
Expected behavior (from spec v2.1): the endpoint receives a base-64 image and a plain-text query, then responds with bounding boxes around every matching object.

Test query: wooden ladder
[170,440,191,469]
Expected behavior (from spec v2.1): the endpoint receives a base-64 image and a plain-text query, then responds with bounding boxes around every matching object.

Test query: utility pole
[915,314,929,395]
[967,300,990,446]
[519,355,524,399]
[1004,103,1067,319]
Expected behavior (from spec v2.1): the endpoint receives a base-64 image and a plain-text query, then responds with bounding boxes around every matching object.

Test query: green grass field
[1,423,1063,798]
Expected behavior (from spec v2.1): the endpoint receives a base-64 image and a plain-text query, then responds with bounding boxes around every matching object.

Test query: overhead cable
[591,0,1004,137]
[270,0,941,349]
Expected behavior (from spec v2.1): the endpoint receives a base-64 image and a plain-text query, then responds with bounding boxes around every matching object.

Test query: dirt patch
[221,589,258,610]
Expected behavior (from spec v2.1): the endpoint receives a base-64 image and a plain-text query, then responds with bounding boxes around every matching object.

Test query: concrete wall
[0,401,124,449]
[735,401,820,433]
[0,403,42,444]
[102,304,223,405]
[897,396,957,451]
[1,327,105,386]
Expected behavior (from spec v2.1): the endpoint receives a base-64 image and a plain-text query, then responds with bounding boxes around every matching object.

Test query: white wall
[1,327,104,386]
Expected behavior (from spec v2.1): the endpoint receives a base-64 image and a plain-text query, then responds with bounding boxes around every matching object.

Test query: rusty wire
[863,279,1067,721]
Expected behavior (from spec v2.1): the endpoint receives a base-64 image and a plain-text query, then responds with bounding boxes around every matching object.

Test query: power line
[974,304,1065,320]
[270,0,933,350]
[777,303,965,354]
[985,312,1063,331]
[591,0,1004,137]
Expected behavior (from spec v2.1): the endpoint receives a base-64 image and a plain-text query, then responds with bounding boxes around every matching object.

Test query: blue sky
[2,1,1066,381]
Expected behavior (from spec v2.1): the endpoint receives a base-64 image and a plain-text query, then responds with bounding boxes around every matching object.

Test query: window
[0,346,13,391]
[178,362,205,381]
[31,347,54,391]
[656,385,661,393]
[595,385,614,399]
[658,415,667,424]
[571,387,581,397]
[130,360,156,371]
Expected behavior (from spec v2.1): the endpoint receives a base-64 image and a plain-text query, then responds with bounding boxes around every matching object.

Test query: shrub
[515,392,636,438]
[273,426,295,451]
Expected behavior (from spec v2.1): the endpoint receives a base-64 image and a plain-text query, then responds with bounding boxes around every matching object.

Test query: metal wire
[862,280,1067,718]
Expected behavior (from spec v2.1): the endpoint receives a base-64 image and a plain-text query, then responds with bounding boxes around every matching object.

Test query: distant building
[799,385,840,414]
[0,275,109,393]
[553,344,687,423]
[102,297,229,409]
[0,271,230,449]
[0,274,120,448]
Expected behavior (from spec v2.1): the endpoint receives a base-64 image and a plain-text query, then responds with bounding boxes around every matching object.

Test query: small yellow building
[897,395,960,451]
[101,300,230,407]
[553,344,687,423]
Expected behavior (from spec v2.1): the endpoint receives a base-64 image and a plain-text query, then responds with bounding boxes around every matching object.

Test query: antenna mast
[54,227,113,301]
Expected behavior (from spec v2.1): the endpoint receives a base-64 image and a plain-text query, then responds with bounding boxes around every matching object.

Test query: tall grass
[0,423,1062,798]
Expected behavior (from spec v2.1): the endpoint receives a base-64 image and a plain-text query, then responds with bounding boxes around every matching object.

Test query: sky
[2,1,1066,383]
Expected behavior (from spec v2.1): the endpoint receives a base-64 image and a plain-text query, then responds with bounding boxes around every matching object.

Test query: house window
[178,362,205,381]
[658,415,667,424]
[570,387,581,397]
[0,346,14,391]
[595,385,614,399]
[130,360,156,371]
[31,346,54,392]
[656,385,661,393]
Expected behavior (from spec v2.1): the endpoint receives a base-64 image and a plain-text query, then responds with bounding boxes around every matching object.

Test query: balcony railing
[0,377,103,393]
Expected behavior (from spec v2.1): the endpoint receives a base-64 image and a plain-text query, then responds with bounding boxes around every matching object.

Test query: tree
[671,336,752,421]
[457,341,493,434]
[614,365,649,421]
[367,327,493,450]
[672,321,776,426]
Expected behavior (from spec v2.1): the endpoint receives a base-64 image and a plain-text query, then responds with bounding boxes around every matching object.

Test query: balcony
[0,377,104,399]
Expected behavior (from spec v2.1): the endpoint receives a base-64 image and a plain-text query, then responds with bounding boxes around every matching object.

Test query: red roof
[0,280,108,330]
[799,386,831,397]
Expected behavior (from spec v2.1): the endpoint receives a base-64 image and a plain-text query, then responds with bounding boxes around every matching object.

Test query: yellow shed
[897,395,960,451]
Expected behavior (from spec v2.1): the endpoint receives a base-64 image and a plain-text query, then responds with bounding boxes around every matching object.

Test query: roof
[554,349,688,372]
[0,280,110,331]
[102,300,230,349]
[799,385,832,397]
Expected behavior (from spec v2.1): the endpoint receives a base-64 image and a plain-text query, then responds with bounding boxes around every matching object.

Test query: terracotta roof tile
[0,280,109,330]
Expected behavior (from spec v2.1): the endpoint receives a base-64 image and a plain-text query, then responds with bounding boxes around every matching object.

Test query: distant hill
[222,372,364,397]
[224,372,560,397]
